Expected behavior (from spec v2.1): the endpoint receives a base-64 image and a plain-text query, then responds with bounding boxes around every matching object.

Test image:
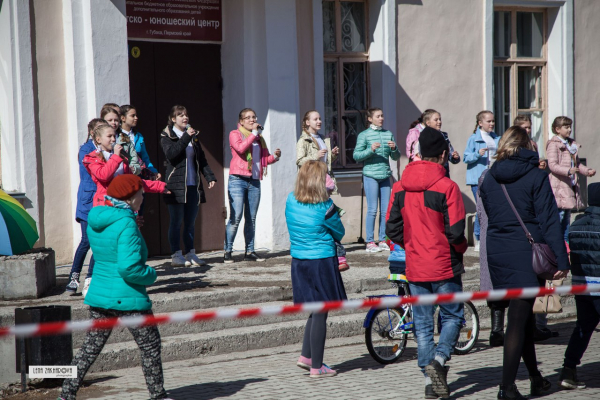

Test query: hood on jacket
[161,125,178,139]
[88,205,133,231]
[490,148,539,184]
[401,160,446,192]
[548,134,580,149]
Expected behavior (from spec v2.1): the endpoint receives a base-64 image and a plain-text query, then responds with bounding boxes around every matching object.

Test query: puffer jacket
[85,205,156,311]
[83,151,166,207]
[463,128,499,185]
[569,206,600,286]
[228,127,278,179]
[546,135,590,210]
[116,131,142,176]
[160,126,216,205]
[75,140,97,222]
[386,160,468,282]
[353,127,400,180]
[132,131,158,174]
[480,149,569,290]
[296,131,337,171]
[406,124,424,162]
[285,193,345,260]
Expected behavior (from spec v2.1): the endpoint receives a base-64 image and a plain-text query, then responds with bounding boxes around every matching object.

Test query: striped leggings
[60,307,167,400]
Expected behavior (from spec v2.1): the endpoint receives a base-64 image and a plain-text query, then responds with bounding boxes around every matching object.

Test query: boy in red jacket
[386,127,468,399]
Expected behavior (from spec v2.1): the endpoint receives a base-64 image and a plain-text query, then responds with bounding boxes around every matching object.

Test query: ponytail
[474,110,493,133]
[301,110,318,133]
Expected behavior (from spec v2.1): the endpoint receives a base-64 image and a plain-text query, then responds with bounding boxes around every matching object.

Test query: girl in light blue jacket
[463,110,499,249]
[286,160,347,378]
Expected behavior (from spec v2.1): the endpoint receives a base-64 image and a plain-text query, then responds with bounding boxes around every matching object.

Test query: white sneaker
[378,241,390,251]
[185,250,206,266]
[82,277,92,298]
[171,250,190,267]
[474,240,480,252]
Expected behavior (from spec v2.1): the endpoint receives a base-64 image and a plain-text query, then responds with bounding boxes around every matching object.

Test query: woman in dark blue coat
[480,126,569,399]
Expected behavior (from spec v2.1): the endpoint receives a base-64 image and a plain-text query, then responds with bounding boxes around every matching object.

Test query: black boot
[530,375,551,396]
[498,384,528,399]
[489,307,505,347]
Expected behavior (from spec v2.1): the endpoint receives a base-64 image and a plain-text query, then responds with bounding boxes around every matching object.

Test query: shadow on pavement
[167,378,267,399]
[334,348,419,374]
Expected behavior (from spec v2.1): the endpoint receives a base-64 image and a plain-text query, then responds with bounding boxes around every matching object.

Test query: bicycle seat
[388,274,408,283]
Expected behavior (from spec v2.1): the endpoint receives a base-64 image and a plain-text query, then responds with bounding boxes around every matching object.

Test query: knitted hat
[106,174,142,200]
[588,183,600,207]
[419,127,448,158]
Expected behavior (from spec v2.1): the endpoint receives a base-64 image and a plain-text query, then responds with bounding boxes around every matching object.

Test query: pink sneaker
[310,364,337,378]
[366,242,381,253]
[297,355,311,371]
[338,256,350,272]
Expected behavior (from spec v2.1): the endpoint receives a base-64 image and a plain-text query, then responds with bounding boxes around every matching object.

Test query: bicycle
[364,273,480,364]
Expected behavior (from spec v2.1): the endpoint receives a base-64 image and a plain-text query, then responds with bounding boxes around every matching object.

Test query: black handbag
[501,184,558,280]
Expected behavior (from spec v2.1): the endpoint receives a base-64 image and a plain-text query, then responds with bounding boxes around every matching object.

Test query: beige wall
[574,0,600,185]
[32,0,73,263]
[396,0,486,212]
[296,0,315,120]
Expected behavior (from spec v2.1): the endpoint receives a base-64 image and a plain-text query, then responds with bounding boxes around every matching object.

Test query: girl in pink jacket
[84,122,166,208]
[546,116,596,244]
[224,108,281,264]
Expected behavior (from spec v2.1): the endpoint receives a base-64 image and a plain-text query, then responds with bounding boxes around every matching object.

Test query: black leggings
[502,298,540,385]
[301,313,328,369]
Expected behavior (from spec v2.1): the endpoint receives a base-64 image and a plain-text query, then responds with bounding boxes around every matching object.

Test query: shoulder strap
[500,184,535,244]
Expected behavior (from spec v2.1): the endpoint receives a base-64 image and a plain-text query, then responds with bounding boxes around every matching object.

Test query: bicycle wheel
[365,307,409,364]
[454,301,480,355]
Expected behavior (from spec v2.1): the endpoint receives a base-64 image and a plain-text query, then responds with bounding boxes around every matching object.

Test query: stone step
[72,288,399,347]
[0,268,488,327]
[83,296,577,373]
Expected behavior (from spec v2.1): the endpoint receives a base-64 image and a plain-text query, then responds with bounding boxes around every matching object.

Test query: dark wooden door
[128,41,225,256]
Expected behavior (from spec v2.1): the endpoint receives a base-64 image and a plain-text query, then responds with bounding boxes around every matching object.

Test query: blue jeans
[564,295,600,369]
[409,276,464,374]
[470,185,480,240]
[167,186,199,254]
[225,175,261,253]
[363,176,391,243]
[69,220,94,279]
[559,209,571,242]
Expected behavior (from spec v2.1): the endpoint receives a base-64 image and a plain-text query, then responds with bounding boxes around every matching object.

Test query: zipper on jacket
[194,142,201,206]
[184,151,188,201]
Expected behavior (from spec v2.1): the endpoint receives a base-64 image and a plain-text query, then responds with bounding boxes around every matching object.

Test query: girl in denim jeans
[353,108,400,253]
[224,108,281,263]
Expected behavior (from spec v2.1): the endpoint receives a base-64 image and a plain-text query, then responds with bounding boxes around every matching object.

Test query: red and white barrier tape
[2,284,599,338]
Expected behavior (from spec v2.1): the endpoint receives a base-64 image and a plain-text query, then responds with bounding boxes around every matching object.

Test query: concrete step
[0,268,487,328]
[72,288,399,347]
[83,295,577,373]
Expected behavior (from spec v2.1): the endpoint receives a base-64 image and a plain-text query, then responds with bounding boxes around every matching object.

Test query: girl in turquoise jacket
[285,161,347,378]
[60,175,169,400]
[353,108,400,253]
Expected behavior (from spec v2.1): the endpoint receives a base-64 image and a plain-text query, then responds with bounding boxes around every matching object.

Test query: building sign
[126,0,222,42]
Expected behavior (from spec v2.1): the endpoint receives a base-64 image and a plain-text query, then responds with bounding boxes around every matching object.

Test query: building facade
[1,0,598,263]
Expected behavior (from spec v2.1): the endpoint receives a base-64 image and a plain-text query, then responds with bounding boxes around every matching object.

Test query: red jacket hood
[400,160,446,192]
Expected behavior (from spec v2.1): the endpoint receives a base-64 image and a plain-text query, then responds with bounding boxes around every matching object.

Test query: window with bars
[493,8,547,157]
[323,0,369,168]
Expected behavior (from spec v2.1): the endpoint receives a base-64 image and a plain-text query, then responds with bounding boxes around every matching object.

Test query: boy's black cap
[589,183,600,207]
[419,127,448,158]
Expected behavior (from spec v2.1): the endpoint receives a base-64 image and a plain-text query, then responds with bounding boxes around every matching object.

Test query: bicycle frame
[363,295,413,335]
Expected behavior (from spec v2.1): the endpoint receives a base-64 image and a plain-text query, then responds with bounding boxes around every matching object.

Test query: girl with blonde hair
[285,160,347,378]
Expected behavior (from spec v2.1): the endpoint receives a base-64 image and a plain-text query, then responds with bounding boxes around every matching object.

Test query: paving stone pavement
[67,318,600,400]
